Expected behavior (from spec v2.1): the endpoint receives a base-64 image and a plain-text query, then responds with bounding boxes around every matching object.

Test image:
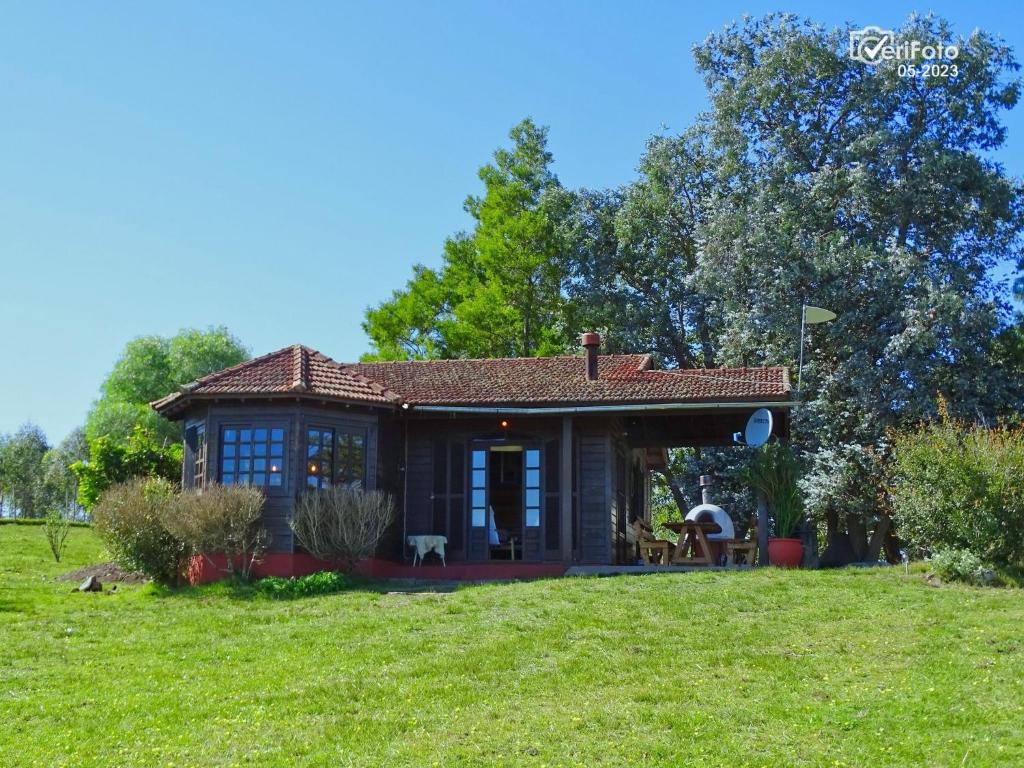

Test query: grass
[2,527,1023,767]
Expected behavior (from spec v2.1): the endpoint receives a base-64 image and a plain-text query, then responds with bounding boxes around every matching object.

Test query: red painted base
[188,552,567,585]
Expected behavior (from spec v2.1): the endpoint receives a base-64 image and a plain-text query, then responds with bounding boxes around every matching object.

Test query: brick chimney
[581,332,601,381]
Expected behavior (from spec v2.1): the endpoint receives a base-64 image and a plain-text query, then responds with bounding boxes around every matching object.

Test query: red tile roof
[151,345,400,414]
[153,344,790,416]
[346,356,790,406]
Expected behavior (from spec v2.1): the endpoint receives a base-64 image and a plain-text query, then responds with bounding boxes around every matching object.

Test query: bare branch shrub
[44,508,71,562]
[166,484,269,582]
[291,485,395,571]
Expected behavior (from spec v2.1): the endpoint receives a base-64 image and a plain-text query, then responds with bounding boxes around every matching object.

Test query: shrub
[71,426,182,511]
[740,442,804,538]
[44,508,71,562]
[92,478,188,585]
[930,548,996,587]
[291,485,396,571]
[166,484,269,582]
[254,571,351,599]
[890,414,1024,571]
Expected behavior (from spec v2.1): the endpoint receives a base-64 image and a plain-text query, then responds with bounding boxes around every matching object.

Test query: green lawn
[2,526,1023,767]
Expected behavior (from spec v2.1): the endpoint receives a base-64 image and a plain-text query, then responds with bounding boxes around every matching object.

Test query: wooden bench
[633,519,675,566]
[725,516,758,566]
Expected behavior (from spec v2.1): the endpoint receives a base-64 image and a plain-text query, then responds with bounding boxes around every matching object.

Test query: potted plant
[742,442,805,568]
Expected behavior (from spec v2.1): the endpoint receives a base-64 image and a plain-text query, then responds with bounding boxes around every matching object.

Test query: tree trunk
[847,513,868,562]
[819,508,856,567]
[865,514,891,562]
[655,469,689,515]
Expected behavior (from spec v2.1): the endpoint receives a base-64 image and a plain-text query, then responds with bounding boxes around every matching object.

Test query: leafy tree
[40,427,88,519]
[86,326,248,444]
[72,426,183,511]
[0,423,49,518]
[363,119,574,359]
[559,127,720,367]
[690,14,1023,563]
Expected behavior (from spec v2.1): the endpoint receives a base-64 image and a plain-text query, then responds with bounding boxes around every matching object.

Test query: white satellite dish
[744,408,773,447]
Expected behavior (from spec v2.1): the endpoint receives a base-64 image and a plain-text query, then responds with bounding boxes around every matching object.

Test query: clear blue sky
[1,1,1022,444]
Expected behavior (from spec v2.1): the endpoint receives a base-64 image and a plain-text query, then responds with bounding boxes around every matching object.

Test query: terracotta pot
[768,537,803,568]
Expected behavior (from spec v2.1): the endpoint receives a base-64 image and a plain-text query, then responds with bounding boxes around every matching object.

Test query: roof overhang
[152,391,400,419]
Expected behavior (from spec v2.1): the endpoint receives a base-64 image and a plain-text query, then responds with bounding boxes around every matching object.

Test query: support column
[560,416,573,564]
[757,490,769,566]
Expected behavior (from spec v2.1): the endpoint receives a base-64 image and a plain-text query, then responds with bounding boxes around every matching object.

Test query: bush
[890,413,1024,571]
[291,485,396,571]
[92,478,189,585]
[254,571,351,599]
[740,442,804,538]
[71,426,182,511]
[930,548,997,587]
[44,509,71,562]
[166,484,269,582]
[0,518,90,527]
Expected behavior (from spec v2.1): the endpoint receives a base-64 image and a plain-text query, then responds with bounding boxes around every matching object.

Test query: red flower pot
[768,537,803,568]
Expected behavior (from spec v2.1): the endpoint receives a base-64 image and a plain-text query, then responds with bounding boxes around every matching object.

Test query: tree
[72,426,183,511]
[86,326,249,444]
[559,127,720,367]
[44,508,71,562]
[690,14,1023,563]
[40,427,88,520]
[363,119,574,360]
[0,423,49,518]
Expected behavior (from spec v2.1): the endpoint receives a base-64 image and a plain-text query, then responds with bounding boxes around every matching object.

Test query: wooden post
[560,416,573,564]
[756,490,769,566]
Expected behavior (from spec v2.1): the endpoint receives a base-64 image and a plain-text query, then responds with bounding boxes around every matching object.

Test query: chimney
[581,332,601,381]
[699,475,713,505]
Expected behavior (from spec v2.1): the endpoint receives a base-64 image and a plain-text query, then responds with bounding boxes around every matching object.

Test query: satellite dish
[744,408,773,447]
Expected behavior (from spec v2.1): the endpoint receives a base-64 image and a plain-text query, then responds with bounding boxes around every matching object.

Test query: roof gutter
[407,400,795,416]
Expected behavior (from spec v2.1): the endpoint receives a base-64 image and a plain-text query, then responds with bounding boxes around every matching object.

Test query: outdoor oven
[684,475,735,541]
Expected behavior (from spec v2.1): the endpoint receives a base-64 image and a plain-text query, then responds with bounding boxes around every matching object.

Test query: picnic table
[663,520,721,566]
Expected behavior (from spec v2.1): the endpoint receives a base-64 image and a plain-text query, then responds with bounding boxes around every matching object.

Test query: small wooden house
[152,333,792,579]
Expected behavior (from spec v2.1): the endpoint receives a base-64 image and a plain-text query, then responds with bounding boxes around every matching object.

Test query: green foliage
[91,478,189,585]
[559,128,719,367]
[72,426,182,510]
[363,119,574,360]
[254,571,351,599]
[43,508,71,562]
[930,548,997,587]
[890,411,1024,571]
[692,14,1022,540]
[166,484,269,581]
[0,423,49,518]
[0,518,89,527]
[741,442,804,539]
[86,326,248,444]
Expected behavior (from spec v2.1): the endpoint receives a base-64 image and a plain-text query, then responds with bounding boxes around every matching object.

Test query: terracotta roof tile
[151,345,400,414]
[346,356,790,406]
[153,345,790,415]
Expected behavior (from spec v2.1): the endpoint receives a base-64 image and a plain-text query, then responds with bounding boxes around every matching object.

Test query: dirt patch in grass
[56,561,147,585]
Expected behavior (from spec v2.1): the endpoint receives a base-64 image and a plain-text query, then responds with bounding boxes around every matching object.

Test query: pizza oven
[684,475,735,541]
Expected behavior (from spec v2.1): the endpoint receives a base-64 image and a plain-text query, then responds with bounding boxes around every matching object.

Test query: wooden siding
[578,434,610,564]
[179,402,382,553]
